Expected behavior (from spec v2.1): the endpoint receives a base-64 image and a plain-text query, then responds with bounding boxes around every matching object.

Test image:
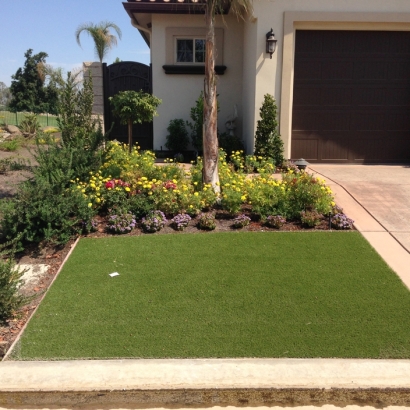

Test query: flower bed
[70,142,352,236]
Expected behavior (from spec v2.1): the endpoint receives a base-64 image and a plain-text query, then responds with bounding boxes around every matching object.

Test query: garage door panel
[321,87,352,106]
[388,62,410,80]
[386,88,410,106]
[291,134,319,161]
[294,61,322,80]
[293,86,322,106]
[352,87,386,106]
[295,31,324,53]
[291,110,320,131]
[321,135,349,160]
[323,31,356,53]
[386,112,410,131]
[292,30,410,163]
[350,112,386,131]
[322,61,354,80]
[354,31,391,53]
[321,112,350,131]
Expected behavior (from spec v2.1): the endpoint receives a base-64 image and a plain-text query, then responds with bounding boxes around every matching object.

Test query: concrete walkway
[2,164,410,409]
[309,164,410,290]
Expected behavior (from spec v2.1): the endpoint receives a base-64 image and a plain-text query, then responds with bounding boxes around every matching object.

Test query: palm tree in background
[202,0,252,191]
[75,21,122,63]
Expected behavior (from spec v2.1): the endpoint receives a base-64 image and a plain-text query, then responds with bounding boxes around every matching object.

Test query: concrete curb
[1,359,410,407]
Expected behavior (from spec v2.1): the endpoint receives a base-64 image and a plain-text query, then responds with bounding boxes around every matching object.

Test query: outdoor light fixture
[266,29,277,59]
[294,158,309,171]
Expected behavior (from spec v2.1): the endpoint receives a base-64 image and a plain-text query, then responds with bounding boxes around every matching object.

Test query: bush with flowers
[107,210,137,234]
[171,213,192,231]
[331,213,354,230]
[197,212,216,230]
[232,214,251,229]
[141,210,167,233]
[266,215,286,229]
[283,171,333,219]
[300,210,322,227]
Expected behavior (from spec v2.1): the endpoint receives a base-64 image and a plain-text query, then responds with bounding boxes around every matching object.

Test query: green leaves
[9,49,59,115]
[75,21,122,63]
[109,90,161,125]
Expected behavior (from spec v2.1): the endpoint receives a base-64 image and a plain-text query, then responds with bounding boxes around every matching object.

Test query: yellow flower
[125,187,130,192]
[331,201,336,207]
[96,198,101,203]
[88,203,92,208]
[194,192,199,196]
[148,191,153,195]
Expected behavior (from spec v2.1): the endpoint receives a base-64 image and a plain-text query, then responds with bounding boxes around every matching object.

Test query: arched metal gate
[103,61,153,150]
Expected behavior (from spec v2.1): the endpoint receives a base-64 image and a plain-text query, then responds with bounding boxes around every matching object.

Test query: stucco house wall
[151,14,244,151]
[124,0,410,161]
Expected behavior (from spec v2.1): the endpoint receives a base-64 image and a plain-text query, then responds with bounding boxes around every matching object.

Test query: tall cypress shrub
[254,94,284,166]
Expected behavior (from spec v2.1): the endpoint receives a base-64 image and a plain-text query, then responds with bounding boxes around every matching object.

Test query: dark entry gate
[103,61,153,150]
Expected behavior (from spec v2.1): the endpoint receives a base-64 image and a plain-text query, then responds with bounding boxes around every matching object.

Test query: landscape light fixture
[266,29,277,59]
[294,158,309,171]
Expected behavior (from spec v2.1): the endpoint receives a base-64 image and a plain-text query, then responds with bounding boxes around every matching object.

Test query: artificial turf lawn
[13,231,410,359]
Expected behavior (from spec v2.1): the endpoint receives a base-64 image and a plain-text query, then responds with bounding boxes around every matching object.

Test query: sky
[0,1,150,86]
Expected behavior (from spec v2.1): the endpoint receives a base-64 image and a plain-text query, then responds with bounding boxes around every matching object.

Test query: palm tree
[75,21,122,63]
[202,0,252,191]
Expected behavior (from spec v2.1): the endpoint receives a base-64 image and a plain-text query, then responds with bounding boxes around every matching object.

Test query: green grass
[0,110,58,128]
[13,232,410,360]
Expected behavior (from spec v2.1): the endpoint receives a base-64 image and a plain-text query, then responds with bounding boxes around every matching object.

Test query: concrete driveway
[309,164,410,252]
[307,164,410,290]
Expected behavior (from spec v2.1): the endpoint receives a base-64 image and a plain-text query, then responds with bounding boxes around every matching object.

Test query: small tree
[57,71,97,148]
[254,94,284,166]
[9,49,59,115]
[165,119,189,152]
[109,90,161,152]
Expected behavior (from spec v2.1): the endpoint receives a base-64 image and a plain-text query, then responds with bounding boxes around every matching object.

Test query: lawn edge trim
[2,237,81,361]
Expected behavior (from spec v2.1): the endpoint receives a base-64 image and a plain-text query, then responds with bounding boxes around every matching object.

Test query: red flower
[105,180,115,189]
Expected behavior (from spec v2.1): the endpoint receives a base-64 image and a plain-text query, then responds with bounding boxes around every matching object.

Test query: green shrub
[254,94,284,167]
[57,71,100,149]
[300,210,322,227]
[0,139,19,152]
[0,258,28,323]
[165,119,189,152]
[197,213,216,230]
[19,113,41,136]
[186,92,204,151]
[218,132,244,157]
[0,180,96,248]
[128,194,155,219]
[283,172,333,219]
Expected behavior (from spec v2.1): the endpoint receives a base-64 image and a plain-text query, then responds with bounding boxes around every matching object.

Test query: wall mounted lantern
[266,29,277,59]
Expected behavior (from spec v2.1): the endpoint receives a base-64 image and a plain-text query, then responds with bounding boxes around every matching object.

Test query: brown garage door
[291,30,410,163]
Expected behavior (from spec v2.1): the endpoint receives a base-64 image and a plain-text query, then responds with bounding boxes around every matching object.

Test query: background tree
[9,49,59,114]
[109,90,161,152]
[254,94,284,166]
[202,0,252,191]
[75,21,122,63]
[0,82,12,107]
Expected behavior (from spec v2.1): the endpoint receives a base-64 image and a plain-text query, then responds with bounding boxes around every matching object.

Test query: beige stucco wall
[249,0,410,158]
[151,14,244,151]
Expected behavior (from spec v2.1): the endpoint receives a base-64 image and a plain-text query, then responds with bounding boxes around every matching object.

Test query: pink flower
[105,180,115,189]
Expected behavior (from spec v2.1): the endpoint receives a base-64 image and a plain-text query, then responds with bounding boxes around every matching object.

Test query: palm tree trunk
[203,0,220,192]
[128,118,133,153]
